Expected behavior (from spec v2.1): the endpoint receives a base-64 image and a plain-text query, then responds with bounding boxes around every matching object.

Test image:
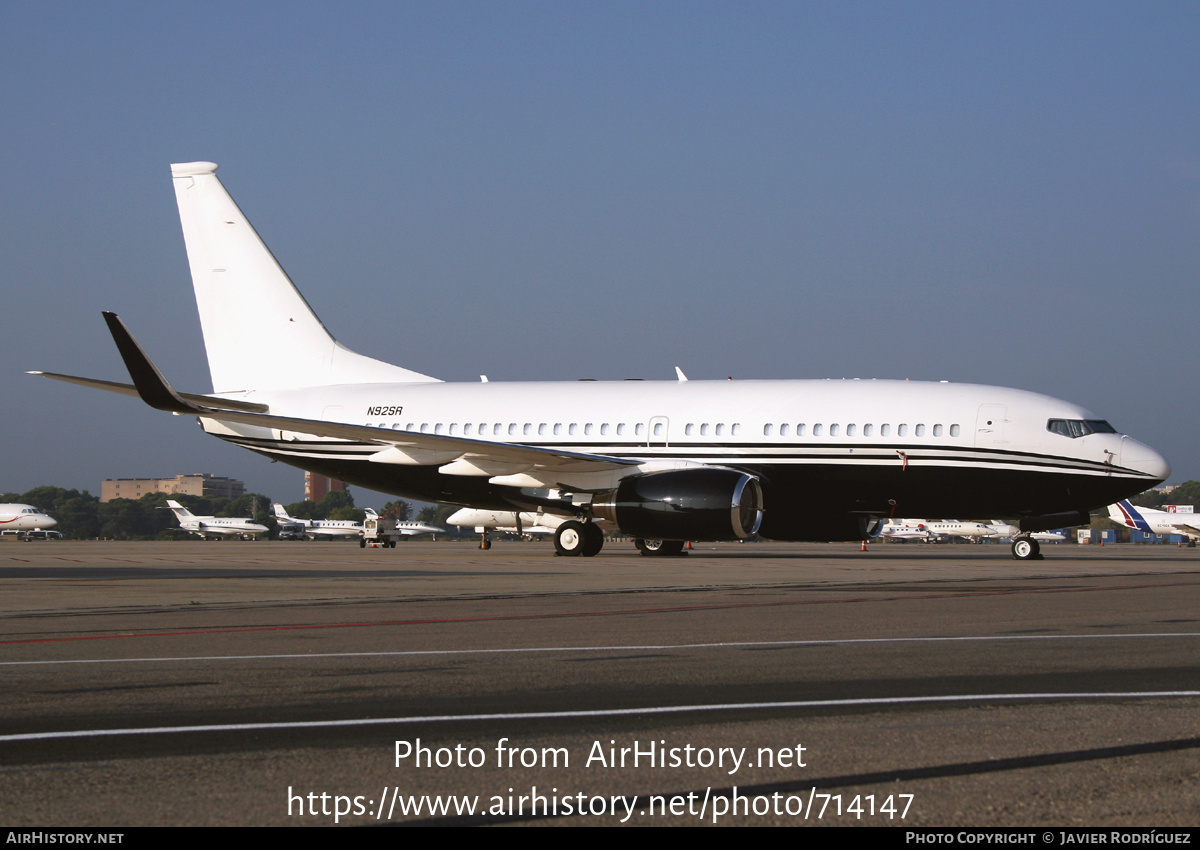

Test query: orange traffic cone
[860,540,867,551]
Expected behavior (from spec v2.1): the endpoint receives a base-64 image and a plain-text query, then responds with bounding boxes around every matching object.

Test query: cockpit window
[1047,419,1117,438]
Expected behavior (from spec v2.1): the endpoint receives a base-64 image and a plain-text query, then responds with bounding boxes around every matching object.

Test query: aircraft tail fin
[1110,500,1150,531]
[170,162,440,394]
[165,500,193,519]
[273,503,290,520]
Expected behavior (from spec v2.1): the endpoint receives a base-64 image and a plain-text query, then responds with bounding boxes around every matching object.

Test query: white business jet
[879,519,937,542]
[447,508,556,548]
[31,162,1170,561]
[163,500,268,540]
[0,504,58,533]
[272,503,362,539]
[360,508,442,538]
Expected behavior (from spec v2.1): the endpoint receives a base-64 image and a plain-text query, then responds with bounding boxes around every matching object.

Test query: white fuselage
[0,504,57,532]
[201,377,1167,540]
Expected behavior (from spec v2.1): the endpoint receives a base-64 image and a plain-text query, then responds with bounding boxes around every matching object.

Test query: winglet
[101,312,201,415]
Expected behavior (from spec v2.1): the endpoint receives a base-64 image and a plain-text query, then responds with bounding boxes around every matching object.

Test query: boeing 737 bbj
[32,162,1170,560]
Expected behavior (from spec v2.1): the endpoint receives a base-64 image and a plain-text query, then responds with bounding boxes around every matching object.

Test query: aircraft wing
[35,313,641,487]
[1167,522,1200,540]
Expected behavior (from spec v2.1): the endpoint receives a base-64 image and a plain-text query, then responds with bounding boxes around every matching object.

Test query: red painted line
[2,579,1196,647]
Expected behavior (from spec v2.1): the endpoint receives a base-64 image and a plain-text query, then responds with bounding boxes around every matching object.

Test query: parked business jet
[879,519,937,541]
[272,503,362,539]
[361,508,442,538]
[447,507,556,548]
[924,519,1000,541]
[1108,501,1200,545]
[0,504,58,532]
[163,500,268,539]
[31,162,1170,561]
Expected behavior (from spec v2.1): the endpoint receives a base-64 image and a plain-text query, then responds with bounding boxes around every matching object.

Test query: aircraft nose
[1121,437,1171,483]
[41,515,57,528]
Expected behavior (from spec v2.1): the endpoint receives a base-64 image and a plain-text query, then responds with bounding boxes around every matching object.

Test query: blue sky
[3,1,1198,506]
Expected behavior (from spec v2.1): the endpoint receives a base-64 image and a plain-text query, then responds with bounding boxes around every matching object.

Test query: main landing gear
[1010,536,1043,561]
[554,521,604,557]
[635,538,686,557]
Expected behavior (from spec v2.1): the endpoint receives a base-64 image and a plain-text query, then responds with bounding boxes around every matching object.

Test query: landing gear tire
[555,521,588,557]
[479,534,492,550]
[636,538,685,557]
[359,538,366,548]
[1011,537,1042,560]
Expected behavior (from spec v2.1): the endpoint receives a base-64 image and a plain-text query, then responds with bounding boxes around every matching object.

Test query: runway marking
[3,631,1200,666]
[3,691,1198,743]
[3,578,1197,645]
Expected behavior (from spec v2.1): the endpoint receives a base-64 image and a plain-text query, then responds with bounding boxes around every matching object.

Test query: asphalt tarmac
[1,538,1198,827]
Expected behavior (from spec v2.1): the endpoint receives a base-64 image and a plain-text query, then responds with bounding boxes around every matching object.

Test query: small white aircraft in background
[1108,501,1200,545]
[879,519,937,541]
[163,500,268,539]
[0,504,58,533]
[977,520,1067,542]
[362,508,442,537]
[448,508,556,548]
[920,520,996,541]
[272,503,362,539]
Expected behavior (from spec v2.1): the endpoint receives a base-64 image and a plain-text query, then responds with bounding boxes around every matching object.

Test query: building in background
[304,471,347,502]
[101,474,245,503]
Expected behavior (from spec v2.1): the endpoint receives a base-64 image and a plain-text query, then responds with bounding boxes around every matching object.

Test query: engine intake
[592,469,763,540]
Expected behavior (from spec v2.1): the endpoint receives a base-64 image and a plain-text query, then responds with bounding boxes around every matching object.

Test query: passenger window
[898,424,907,436]
[554,423,562,435]
[813,424,823,436]
[732,423,741,435]
[864,424,873,436]
[617,423,625,435]
[585,423,593,435]
[780,424,789,436]
[846,424,856,436]
[881,424,890,436]
[950,424,960,437]
[508,423,517,435]
[449,424,458,435]
[601,423,610,435]
[538,423,546,436]
[830,424,840,436]
[796,424,805,436]
[933,424,943,437]
[715,424,724,436]
[762,424,771,436]
[915,424,925,436]
[654,422,664,436]
[420,423,429,433]
[700,424,709,436]
[570,423,578,435]
[523,423,532,435]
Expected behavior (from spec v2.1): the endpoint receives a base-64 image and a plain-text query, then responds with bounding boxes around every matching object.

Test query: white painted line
[4,691,1199,744]
[4,631,1200,667]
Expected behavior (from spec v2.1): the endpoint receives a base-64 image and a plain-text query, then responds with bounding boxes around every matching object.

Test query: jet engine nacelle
[592,468,763,541]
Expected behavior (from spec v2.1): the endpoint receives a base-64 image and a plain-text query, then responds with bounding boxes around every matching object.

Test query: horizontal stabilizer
[28,372,268,413]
